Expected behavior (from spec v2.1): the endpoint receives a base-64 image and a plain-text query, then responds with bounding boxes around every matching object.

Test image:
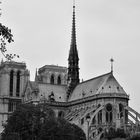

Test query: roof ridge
[78,72,112,85]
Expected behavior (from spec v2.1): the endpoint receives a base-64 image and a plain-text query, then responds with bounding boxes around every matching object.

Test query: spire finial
[73,0,75,8]
[110,58,114,73]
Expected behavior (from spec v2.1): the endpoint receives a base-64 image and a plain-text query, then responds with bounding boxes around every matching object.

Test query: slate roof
[69,72,126,101]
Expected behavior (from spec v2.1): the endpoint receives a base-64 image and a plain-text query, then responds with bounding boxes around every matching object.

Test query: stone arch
[9,70,14,96]
[89,105,104,125]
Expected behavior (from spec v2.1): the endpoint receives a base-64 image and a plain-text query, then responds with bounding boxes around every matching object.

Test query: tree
[0,2,19,60]
[38,117,86,140]
[1,104,55,140]
[129,134,140,140]
[1,104,86,140]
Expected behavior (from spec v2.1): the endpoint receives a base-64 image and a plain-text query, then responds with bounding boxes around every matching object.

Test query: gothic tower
[67,4,79,98]
[0,61,29,129]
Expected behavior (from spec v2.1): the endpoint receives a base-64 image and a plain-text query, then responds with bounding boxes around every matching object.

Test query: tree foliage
[1,104,86,140]
[129,134,140,140]
[0,22,19,60]
[38,117,86,140]
[0,1,19,60]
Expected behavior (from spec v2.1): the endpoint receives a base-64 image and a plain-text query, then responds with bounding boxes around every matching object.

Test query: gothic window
[50,74,54,84]
[57,75,61,85]
[9,70,14,96]
[16,71,21,97]
[119,103,124,118]
[98,110,102,124]
[106,103,113,123]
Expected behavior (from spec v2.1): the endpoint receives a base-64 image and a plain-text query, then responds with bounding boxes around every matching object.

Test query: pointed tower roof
[68,2,79,60]
[67,1,80,99]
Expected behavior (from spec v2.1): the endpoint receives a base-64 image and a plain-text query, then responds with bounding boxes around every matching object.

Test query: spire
[67,1,79,99]
[68,0,78,60]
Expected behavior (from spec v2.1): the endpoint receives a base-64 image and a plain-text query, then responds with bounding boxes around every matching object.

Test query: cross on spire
[110,58,114,73]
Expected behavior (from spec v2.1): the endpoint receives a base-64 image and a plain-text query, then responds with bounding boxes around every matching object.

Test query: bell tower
[67,3,79,98]
[0,60,29,129]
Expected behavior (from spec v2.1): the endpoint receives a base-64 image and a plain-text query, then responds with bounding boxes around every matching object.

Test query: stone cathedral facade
[0,4,140,140]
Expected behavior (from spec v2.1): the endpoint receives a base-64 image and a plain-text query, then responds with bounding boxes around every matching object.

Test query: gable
[98,74,126,94]
[23,81,39,102]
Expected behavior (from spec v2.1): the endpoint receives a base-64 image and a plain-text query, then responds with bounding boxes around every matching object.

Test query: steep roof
[38,83,67,102]
[69,72,126,101]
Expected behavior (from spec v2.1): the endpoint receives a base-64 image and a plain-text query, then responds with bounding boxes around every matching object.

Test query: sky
[0,0,140,112]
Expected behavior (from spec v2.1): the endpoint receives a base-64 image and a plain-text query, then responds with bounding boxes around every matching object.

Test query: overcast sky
[1,0,140,112]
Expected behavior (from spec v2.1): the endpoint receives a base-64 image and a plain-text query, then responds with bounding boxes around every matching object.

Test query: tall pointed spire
[71,1,76,48]
[67,1,79,99]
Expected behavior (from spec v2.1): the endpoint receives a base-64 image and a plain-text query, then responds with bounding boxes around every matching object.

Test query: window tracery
[106,103,113,123]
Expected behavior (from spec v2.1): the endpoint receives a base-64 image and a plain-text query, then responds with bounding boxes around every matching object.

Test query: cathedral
[0,3,140,140]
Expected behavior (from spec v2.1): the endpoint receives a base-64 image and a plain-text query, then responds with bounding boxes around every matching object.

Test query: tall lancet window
[106,103,113,123]
[57,75,61,85]
[16,71,21,97]
[50,74,54,84]
[9,70,14,96]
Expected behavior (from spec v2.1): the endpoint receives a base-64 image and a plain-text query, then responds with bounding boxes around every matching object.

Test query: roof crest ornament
[110,58,114,73]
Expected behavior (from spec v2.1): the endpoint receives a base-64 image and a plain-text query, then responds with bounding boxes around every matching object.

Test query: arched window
[98,110,102,124]
[50,74,54,84]
[57,75,61,85]
[9,70,14,96]
[16,71,20,97]
[106,103,113,123]
[119,103,124,118]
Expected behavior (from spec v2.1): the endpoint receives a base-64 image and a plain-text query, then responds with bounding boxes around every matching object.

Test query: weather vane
[110,58,114,73]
